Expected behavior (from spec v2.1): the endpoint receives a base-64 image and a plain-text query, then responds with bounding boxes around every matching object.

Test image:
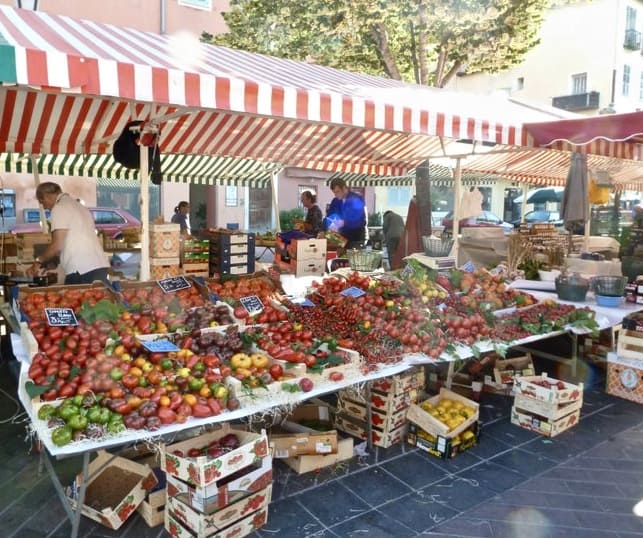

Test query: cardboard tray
[493,354,535,386]
[405,387,479,439]
[161,425,270,488]
[407,421,480,460]
[513,374,583,405]
[67,450,158,530]
[511,406,580,438]
[165,505,268,538]
[269,405,338,458]
[513,393,583,420]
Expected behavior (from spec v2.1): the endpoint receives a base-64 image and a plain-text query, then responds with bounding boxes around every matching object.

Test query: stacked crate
[181,239,209,278]
[275,238,327,277]
[162,425,272,538]
[607,312,643,403]
[511,373,583,437]
[15,232,51,264]
[149,224,181,279]
[334,366,424,448]
[209,230,256,276]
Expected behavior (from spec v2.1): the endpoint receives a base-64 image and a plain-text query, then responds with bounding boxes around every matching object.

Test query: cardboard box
[405,387,479,439]
[161,425,270,488]
[513,374,583,406]
[66,451,158,530]
[166,484,271,537]
[606,352,643,404]
[513,393,583,421]
[337,396,408,434]
[293,256,326,277]
[138,488,166,527]
[150,223,181,257]
[333,413,407,448]
[209,231,256,247]
[511,406,580,437]
[493,355,535,386]
[282,437,353,474]
[340,386,417,414]
[370,366,425,394]
[165,453,272,514]
[150,257,181,279]
[165,506,268,538]
[288,238,327,260]
[270,405,338,458]
[407,421,480,459]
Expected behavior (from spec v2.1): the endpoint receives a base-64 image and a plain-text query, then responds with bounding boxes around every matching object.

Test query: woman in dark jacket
[301,191,324,235]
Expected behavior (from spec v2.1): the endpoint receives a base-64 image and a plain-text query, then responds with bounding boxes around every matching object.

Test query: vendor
[383,210,404,267]
[27,182,110,285]
[171,201,191,236]
[325,178,366,250]
[300,191,323,236]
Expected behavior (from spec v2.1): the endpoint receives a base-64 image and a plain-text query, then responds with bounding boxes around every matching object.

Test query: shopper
[300,191,324,236]
[383,210,404,266]
[27,182,110,285]
[326,178,366,249]
[171,201,191,236]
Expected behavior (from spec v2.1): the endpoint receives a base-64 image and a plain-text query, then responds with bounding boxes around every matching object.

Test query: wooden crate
[150,224,180,257]
[616,329,643,361]
[181,262,209,278]
[511,406,580,437]
[149,257,180,280]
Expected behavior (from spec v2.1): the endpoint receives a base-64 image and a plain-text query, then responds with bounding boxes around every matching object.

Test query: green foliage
[279,208,304,230]
[206,0,550,87]
[368,212,382,227]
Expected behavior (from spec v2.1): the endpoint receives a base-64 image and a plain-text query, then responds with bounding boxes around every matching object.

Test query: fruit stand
[9,265,633,537]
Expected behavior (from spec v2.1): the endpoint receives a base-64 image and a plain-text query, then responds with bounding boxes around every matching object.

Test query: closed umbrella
[513,187,564,204]
[561,152,589,253]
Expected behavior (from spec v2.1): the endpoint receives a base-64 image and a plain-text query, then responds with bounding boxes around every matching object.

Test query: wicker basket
[346,249,382,271]
[422,236,454,257]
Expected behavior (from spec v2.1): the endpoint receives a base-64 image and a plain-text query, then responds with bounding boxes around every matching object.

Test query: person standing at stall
[383,210,404,267]
[27,182,110,285]
[171,201,191,236]
[327,178,366,249]
[300,191,324,236]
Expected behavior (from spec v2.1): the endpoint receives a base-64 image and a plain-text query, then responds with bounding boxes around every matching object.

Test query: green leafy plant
[279,208,304,231]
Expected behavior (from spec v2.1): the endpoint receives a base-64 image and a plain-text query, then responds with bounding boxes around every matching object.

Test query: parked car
[512,210,563,229]
[11,207,141,237]
[441,210,513,234]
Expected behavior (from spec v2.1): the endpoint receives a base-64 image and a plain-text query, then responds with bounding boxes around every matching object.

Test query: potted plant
[538,244,566,281]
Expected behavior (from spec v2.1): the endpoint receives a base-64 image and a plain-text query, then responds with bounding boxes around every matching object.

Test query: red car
[11,207,141,238]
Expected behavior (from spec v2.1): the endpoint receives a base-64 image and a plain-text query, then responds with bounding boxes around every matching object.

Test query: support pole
[140,143,150,281]
[452,158,462,265]
[30,155,47,234]
[271,170,281,233]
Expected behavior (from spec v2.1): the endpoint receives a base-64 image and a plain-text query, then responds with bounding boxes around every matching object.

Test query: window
[0,192,16,218]
[571,73,587,95]
[225,186,238,207]
[516,77,524,90]
[387,186,411,206]
[626,6,637,30]
[623,65,631,96]
[178,0,212,10]
[92,210,125,225]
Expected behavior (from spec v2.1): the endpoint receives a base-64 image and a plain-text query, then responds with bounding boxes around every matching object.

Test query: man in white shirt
[28,182,110,285]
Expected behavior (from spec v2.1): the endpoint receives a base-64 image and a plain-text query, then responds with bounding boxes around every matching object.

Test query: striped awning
[0,152,280,187]
[0,4,571,179]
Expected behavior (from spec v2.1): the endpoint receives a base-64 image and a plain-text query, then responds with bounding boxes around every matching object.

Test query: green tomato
[109,367,123,381]
[37,404,57,421]
[71,395,84,407]
[86,406,102,424]
[51,425,73,446]
[188,377,205,391]
[67,414,88,431]
[58,404,81,421]
[107,420,125,434]
[160,358,173,371]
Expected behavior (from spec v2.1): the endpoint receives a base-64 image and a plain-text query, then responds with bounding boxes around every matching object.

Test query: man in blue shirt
[327,178,366,249]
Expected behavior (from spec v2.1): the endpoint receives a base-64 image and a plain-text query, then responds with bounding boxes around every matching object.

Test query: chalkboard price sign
[140,339,180,353]
[45,307,79,326]
[157,275,191,293]
[239,295,264,314]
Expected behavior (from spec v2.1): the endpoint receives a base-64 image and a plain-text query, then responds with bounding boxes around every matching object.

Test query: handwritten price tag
[45,308,78,326]
[140,339,180,353]
[157,275,191,293]
[340,286,365,298]
[240,295,264,314]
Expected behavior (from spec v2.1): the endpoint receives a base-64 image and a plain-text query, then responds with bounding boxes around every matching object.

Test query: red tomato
[269,364,283,380]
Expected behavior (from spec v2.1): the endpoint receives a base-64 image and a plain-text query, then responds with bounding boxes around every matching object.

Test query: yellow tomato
[230,353,252,370]
[250,353,269,369]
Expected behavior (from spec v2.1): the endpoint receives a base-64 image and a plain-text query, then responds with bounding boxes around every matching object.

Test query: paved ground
[0,351,641,537]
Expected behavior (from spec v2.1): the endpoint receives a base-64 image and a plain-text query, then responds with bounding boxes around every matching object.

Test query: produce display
[419,398,476,432]
[20,267,598,450]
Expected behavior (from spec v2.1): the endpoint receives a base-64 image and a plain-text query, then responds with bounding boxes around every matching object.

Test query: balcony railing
[552,91,600,111]
[624,29,641,50]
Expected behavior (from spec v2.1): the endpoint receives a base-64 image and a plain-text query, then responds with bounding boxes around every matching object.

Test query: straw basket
[346,249,382,271]
[422,236,454,257]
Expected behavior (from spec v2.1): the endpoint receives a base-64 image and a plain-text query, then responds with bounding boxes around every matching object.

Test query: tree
[205,0,551,88]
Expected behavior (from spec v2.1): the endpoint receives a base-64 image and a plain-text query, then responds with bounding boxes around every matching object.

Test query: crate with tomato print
[165,505,269,538]
[165,451,272,514]
[161,424,269,488]
[66,450,158,530]
[165,484,271,537]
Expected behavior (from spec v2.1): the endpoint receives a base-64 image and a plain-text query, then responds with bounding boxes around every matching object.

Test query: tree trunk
[415,161,432,237]
[370,22,401,80]
[417,4,429,86]
[440,60,463,88]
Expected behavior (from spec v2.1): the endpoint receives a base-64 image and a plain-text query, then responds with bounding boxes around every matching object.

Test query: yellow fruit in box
[452,401,464,411]
[420,401,434,412]
[462,430,475,441]
[451,434,461,446]
[437,398,453,409]
[461,407,476,419]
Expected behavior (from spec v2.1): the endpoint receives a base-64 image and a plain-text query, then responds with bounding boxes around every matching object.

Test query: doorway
[248,186,272,231]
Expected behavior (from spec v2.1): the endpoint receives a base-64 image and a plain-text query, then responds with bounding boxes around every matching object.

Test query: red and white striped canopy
[0,4,557,178]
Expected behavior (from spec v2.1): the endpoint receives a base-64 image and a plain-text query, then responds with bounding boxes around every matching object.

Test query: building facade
[452,0,643,116]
